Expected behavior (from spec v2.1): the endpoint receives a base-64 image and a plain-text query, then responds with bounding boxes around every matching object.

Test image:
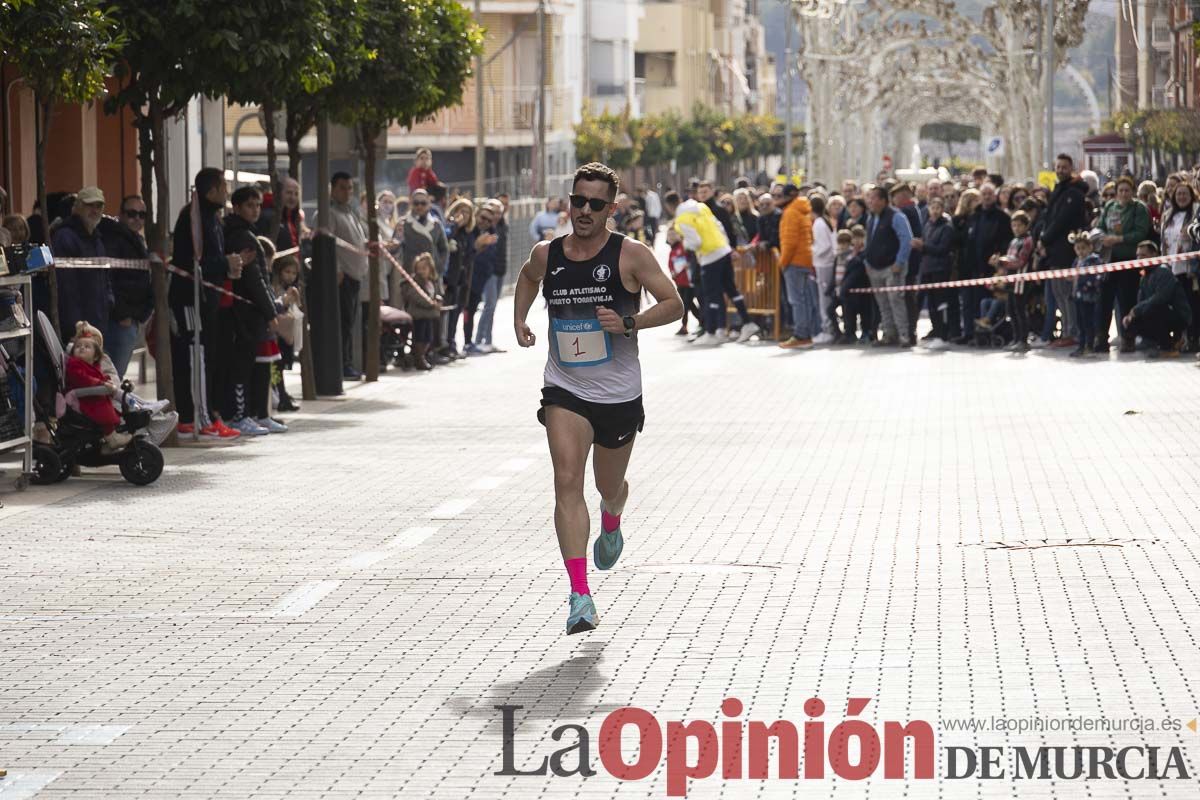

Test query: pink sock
[565,558,590,596]
[601,509,621,534]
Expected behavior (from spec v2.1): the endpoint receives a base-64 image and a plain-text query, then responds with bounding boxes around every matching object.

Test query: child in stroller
[30,311,167,486]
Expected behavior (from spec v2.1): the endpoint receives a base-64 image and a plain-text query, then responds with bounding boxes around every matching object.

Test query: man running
[515,163,683,634]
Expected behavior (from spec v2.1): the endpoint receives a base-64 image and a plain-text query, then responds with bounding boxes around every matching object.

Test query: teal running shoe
[593,522,624,571]
[566,592,598,635]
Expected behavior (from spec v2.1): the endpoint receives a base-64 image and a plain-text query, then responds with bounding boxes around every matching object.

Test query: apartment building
[1113,0,1196,111]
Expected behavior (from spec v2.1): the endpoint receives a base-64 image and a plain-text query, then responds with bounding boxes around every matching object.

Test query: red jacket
[66,355,120,434]
[406,166,439,195]
[668,242,693,288]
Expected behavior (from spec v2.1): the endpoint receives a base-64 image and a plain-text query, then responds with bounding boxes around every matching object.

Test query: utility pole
[784,2,793,177]
[536,0,548,198]
[1043,0,1055,168]
[475,0,486,199]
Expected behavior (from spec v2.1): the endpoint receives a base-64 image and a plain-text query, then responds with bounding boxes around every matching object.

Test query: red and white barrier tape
[848,249,1200,293]
[34,257,254,305]
[333,236,439,308]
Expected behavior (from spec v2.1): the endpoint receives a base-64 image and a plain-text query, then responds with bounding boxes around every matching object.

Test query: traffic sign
[986,136,1005,157]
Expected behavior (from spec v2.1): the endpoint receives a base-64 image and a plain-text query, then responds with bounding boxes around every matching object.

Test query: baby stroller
[30,311,165,486]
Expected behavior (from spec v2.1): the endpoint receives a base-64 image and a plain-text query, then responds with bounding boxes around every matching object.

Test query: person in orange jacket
[776,184,817,348]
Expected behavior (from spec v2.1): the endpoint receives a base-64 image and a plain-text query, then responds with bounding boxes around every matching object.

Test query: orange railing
[726,246,783,341]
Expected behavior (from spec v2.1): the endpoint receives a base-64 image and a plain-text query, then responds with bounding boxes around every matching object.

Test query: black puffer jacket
[97,216,152,324]
[919,213,956,276]
[223,214,277,343]
[1039,176,1089,269]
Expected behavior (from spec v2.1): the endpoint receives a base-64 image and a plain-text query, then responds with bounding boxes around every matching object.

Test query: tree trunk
[146,104,176,434]
[263,97,281,242]
[363,124,381,382]
[35,98,60,337]
[285,109,308,180]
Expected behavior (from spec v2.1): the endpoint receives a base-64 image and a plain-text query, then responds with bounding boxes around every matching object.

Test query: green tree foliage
[919,122,981,159]
[324,0,482,381]
[0,0,122,223]
[1,0,122,334]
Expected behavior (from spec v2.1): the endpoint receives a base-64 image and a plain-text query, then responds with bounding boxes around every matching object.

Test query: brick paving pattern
[2,295,1200,798]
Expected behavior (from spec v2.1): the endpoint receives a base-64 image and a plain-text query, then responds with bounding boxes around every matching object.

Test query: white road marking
[0,771,62,798]
[469,475,507,492]
[429,498,476,519]
[388,527,437,549]
[56,724,130,745]
[338,551,392,569]
[268,580,342,617]
[498,457,535,471]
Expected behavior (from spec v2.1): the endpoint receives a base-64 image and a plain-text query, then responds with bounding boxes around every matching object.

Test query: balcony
[401,84,574,140]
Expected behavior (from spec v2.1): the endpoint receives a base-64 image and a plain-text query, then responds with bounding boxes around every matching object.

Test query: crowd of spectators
[637,160,1200,359]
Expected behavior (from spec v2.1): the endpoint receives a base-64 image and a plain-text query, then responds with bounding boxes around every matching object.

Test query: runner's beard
[572,213,607,240]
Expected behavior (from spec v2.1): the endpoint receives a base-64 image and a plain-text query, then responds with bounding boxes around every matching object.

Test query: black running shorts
[537,385,644,449]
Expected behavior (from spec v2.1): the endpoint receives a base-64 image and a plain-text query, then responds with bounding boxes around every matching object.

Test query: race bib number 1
[552,317,612,367]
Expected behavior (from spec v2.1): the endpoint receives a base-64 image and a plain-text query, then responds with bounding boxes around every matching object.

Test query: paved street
[3,294,1200,798]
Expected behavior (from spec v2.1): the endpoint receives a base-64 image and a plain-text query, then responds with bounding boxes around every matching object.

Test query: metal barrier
[727,246,783,341]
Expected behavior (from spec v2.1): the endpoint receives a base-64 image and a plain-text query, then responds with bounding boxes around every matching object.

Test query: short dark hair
[809,194,827,216]
[663,190,682,206]
[429,182,447,203]
[573,162,620,200]
[868,186,889,204]
[121,195,143,209]
[1056,153,1074,165]
[231,186,262,207]
[195,167,224,199]
[781,183,800,197]
[331,171,352,187]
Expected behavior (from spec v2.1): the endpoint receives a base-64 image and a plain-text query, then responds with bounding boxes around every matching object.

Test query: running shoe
[177,423,194,435]
[566,592,599,635]
[594,520,624,571]
[925,338,950,351]
[199,422,239,439]
[812,331,835,345]
[692,332,722,346]
[256,417,289,433]
[736,321,762,343]
[230,417,269,436]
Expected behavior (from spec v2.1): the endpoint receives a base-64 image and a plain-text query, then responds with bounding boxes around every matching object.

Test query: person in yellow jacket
[776,184,817,348]
[664,190,760,345]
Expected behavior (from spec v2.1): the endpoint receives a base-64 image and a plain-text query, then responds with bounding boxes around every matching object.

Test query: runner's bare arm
[598,239,682,334]
[514,241,550,347]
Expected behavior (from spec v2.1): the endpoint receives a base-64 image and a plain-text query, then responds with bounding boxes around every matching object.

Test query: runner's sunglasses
[568,194,611,212]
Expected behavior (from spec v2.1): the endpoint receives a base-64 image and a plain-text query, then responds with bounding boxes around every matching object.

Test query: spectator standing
[957,183,1012,343]
[268,177,306,252]
[1037,155,1090,348]
[756,192,781,251]
[732,188,759,246]
[443,198,477,356]
[529,197,562,241]
[697,180,738,247]
[469,198,507,354]
[50,186,112,343]
[169,167,251,439]
[890,182,923,341]
[97,195,152,378]
[642,185,662,238]
[1159,181,1199,350]
[862,185,913,347]
[914,196,954,350]
[810,193,837,343]
[1095,176,1151,353]
[776,184,818,348]
[316,171,369,379]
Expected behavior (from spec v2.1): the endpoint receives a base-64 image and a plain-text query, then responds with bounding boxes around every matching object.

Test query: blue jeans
[474,274,500,345]
[784,267,820,339]
[105,318,140,380]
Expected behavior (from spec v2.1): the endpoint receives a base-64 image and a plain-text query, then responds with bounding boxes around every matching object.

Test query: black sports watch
[622,315,636,338]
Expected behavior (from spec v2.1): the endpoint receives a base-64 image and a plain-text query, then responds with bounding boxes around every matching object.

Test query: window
[636,52,676,87]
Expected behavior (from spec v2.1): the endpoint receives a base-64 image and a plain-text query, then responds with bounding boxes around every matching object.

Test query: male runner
[514,163,683,634]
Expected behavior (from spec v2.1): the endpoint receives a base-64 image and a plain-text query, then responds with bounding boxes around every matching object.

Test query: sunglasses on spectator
[412,201,428,207]
[123,208,147,219]
[569,194,610,212]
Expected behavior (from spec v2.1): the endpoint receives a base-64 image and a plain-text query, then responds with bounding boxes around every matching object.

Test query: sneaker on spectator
[230,418,268,436]
[463,343,482,356]
[812,331,835,345]
[257,417,288,433]
[925,337,950,351]
[198,422,237,439]
[1049,337,1077,349]
[1030,336,1050,349]
[692,332,722,346]
[177,423,194,435]
[736,322,762,343]
[343,366,362,380]
[477,343,497,354]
